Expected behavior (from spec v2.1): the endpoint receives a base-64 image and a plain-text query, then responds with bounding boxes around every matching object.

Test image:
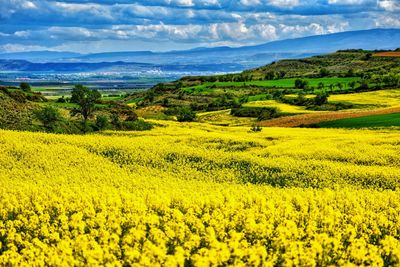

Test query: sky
[0,0,399,53]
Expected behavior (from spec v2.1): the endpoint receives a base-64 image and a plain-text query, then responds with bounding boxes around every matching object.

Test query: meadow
[182,77,360,94]
[317,113,400,128]
[1,122,400,266]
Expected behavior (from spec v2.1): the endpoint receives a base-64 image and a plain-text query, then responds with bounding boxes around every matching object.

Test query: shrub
[314,92,329,106]
[34,106,63,130]
[123,119,154,131]
[20,82,31,92]
[231,107,280,121]
[250,125,262,132]
[176,107,196,122]
[95,115,111,131]
[57,96,67,103]
[294,79,309,89]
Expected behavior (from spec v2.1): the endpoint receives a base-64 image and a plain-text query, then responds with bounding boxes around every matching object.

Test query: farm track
[373,52,400,57]
[259,106,400,127]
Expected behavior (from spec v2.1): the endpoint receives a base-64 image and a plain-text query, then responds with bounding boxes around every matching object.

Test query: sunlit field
[243,100,317,114]
[329,89,400,108]
[1,122,400,265]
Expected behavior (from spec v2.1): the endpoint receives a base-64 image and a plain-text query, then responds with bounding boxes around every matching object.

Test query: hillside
[177,49,400,82]
[0,86,45,130]
[117,49,400,128]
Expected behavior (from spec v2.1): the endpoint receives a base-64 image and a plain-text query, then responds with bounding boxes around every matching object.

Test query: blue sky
[0,0,399,53]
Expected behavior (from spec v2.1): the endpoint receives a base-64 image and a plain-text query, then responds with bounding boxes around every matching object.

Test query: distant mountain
[0,29,399,73]
[0,59,244,73]
[62,28,400,65]
[0,51,81,61]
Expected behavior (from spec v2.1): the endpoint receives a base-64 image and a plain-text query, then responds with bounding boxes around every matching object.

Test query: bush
[20,82,31,92]
[176,107,196,122]
[231,107,280,121]
[95,115,111,131]
[314,92,329,106]
[57,96,67,103]
[123,119,154,131]
[250,125,262,132]
[34,106,63,130]
[294,79,309,89]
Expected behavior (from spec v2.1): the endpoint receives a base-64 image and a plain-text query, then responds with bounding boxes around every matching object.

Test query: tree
[319,68,329,77]
[294,79,308,89]
[346,69,355,77]
[70,85,101,124]
[34,106,62,130]
[176,107,196,122]
[265,71,276,80]
[20,82,31,92]
[95,115,110,131]
[349,81,357,90]
[314,92,329,106]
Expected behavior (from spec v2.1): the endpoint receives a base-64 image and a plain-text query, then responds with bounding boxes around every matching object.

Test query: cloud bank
[0,0,398,52]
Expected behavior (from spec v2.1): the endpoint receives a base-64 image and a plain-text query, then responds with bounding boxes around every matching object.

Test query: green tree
[265,71,276,80]
[34,106,62,131]
[176,107,196,122]
[70,85,101,124]
[20,82,31,92]
[319,68,330,77]
[314,92,329,106]
[294,79,308,89]
[349,81,357,90]
[95,115,110,131]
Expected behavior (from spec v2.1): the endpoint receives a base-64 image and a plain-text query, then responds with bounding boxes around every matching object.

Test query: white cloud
[240,0,261,6]
[0,44,48,52]
[269,0,300,7]
[377,0,400,11]
[328,0,366,4]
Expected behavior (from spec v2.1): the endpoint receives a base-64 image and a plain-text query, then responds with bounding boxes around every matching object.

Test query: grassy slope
[246,50,400,78]
[317,113,400,128]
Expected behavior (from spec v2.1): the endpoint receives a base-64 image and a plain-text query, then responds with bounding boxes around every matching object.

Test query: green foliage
[294,79,309,89]
[34,106,62,130]
[250,125,262,132]
[176,107,196,122]
[314,92,329,106]
[123,119,154,131]
[319,68,330,77]
[231,107,280,121]
[317,113,400,128]
[70,85,101,123]
[57,96,67,103]
[20,82,31,92]
[95,115,111,131]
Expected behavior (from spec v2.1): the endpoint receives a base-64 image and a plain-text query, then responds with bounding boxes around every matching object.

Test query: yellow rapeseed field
[1,122,400,266]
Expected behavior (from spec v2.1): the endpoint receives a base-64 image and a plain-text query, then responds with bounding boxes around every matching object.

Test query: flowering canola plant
[0,122,400,266]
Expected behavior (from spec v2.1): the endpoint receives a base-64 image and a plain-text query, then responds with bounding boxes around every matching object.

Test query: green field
[317,113,400,128]
[183,77,360,94]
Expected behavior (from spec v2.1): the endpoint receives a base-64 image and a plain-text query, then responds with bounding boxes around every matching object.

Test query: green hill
[123,50,400,124]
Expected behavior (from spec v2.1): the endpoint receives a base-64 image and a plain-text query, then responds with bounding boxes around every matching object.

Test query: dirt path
[259,107,400,127]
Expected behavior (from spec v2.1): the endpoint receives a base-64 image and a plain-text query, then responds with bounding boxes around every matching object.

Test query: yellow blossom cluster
[0,122,399,266]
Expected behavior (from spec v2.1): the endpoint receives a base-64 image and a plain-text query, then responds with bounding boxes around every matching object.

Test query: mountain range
[0,28,399,73]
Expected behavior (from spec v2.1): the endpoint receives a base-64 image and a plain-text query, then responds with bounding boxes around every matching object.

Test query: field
[183,77,360,94]
[373,52,400,57]
[329,89,400,109]
[317,113,400,128]
[243,100,317,114]
[1,123,400,265]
